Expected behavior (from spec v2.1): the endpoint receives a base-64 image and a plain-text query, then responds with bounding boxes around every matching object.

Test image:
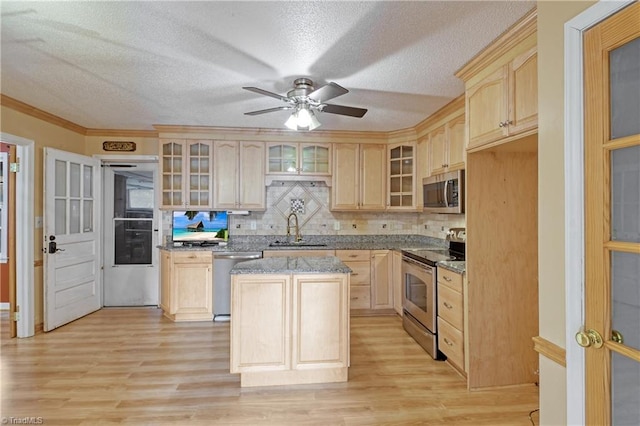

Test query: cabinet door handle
[443,302,453,309]
[351,273,359,276]
[443,276,452,282]
[443,338,454,347]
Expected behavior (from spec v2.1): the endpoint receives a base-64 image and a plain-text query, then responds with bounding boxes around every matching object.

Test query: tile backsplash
[162,181,465,240]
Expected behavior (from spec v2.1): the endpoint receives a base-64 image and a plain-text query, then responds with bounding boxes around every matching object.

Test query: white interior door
[103,163,158,306]
[44,148,101,331]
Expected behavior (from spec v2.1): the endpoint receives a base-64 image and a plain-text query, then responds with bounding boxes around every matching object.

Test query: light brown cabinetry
[159,139,213,209]
[429,114,466,176]
[392,251,403,315]
[337,249,394,313]
[230,272,349,387]
[159,249,213,321]
[437,267,465,374]
[265,143,331,177]
[465,46,537,151]
[337,250,371,310]
[457,8,538,390]
[331,143,386,211]
[387,143,416,210]
[371,250,393,310]
[213,140,265,210]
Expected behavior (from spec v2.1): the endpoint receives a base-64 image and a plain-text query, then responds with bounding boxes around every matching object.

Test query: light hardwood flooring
[1,309,539,425]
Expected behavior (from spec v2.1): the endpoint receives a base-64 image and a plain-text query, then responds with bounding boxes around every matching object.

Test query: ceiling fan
[243,78,367,130]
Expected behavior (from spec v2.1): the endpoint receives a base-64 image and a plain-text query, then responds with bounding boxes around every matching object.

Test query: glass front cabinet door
[160,139,213,209]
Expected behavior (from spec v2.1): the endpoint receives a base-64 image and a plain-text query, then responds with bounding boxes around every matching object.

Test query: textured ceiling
[1,1,535,132]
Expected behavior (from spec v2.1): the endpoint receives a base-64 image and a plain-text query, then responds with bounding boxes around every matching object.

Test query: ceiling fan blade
[244,106,292,116]
[308,82,349,103]
[243,86,291,103]
[321,103,368,118]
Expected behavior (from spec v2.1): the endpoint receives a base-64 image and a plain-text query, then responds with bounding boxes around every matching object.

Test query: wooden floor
[1,309,539,425]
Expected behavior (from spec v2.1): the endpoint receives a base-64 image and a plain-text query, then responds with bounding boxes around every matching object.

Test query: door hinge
[10,162,20,173]
[13,305,20,321]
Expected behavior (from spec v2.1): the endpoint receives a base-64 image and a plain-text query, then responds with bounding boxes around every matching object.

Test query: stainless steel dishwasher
[213,252,262,321]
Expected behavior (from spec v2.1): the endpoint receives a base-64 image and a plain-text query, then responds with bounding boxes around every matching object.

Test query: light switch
[333,221,340,231]
[250,221,257,230]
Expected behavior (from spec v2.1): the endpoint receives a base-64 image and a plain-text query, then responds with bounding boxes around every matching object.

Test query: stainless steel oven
[402,255,440,359]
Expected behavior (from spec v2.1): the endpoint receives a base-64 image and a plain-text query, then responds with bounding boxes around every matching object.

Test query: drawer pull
[351,273,359,276]
[443,302,453,309]
[443,276,452,282]
[443,338,454,347]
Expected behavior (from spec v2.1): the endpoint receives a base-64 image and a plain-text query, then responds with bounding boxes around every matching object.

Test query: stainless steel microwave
[422,170,464,214]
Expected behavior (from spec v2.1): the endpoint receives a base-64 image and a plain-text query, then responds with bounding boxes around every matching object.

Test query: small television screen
[172,211,228,244]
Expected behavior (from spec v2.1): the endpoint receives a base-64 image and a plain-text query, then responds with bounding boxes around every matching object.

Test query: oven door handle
[402,256,434,272]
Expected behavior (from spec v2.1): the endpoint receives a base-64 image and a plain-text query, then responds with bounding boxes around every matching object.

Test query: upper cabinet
[331,143,386,211]
[160,139,213,209]
[266,142,331,176]
[466,47,537,150]
[456,9,537,152]
[428,113,466,176]
[387,142,416,210]
[213,141,265,210]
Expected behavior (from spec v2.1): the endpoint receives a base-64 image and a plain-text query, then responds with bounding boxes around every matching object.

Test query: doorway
[102,162,159,306]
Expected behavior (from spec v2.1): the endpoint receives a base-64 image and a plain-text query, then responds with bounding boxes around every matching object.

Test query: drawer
[350,285,371,309]
[437,284,463,330]
[336,250,371,262]
[438,268,463,292]
[345,261,371,285]
[438,317,464,369]
[173,251,213,263]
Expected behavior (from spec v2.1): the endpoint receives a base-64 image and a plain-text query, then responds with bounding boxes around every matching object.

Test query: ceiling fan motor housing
[287,78,316,100]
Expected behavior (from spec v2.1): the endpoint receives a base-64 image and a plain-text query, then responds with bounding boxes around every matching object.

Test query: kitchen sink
[268,241,327,247]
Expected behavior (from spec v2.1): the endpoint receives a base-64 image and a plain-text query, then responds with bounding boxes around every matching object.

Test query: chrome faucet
[286,212,302,242]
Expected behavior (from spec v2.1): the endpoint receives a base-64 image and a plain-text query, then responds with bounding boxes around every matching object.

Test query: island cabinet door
[230,274,291,373]
[291,274,349,370]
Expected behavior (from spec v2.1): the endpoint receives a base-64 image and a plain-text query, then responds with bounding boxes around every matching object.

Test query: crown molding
[85,128,158,138]
[1,94,87,135]
[455,7,537,82]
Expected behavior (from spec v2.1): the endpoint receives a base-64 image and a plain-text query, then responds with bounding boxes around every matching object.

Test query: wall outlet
[250,221,256,230]
[333,221,340,231]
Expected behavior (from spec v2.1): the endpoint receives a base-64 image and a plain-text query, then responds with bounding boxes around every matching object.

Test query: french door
[583,3,640,424]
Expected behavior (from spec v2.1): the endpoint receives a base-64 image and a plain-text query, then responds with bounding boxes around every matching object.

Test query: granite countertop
[230,256,352,275]
[437,260,466,275]
[159,234,448,253]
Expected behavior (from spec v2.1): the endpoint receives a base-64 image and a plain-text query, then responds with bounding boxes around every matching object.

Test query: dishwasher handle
[213,252,262,260]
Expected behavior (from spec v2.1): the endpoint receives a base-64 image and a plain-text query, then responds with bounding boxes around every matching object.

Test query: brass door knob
[575,329,604,349]
[612,330,624,344]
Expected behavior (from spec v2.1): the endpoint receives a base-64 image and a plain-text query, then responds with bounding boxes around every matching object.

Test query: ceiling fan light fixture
[284,105,321,131]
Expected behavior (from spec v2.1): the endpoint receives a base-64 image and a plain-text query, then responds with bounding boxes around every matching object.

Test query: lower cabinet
[160,249,213,322]
[436,267,466,375]
[337,249,394,312]
[392,250,403,315]
[230,273,349,387]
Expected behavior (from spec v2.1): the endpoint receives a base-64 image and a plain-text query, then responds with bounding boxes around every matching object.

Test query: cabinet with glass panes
[387,143,416,210]
[159,139,213,209]
[266,143,330,176]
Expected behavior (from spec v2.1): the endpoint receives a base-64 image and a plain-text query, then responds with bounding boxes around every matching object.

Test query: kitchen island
[230,256,351,387]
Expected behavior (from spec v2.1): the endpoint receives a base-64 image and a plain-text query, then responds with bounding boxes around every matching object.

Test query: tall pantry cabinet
[455,8,539,390]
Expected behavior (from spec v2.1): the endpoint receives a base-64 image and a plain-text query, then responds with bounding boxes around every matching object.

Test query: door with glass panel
[43,148,101,331]
[582,3,640,424]
[103,164,158,306]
